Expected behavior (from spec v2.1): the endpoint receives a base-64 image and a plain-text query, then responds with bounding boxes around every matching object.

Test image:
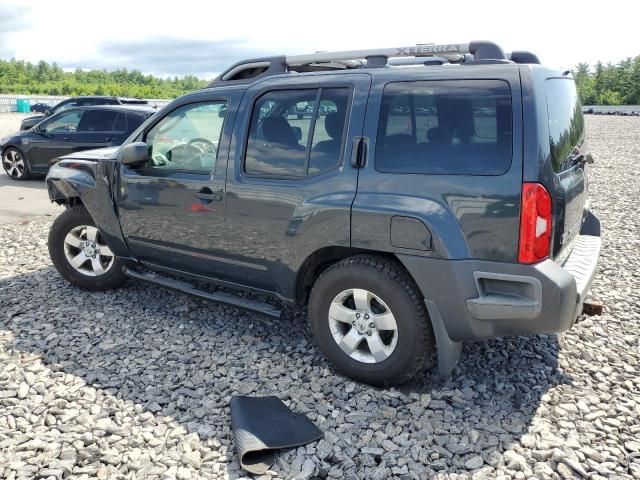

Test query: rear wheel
[2,147,31,180]
[48,206,127,290]
[308,255,435,386]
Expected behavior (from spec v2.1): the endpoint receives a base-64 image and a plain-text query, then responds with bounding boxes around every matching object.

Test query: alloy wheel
[3,150,26,179]
[328,288,399,364]
[63,225,115,276]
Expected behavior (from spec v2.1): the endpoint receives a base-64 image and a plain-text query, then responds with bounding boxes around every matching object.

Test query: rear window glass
[375,80,513,175]
[545,79,584,172]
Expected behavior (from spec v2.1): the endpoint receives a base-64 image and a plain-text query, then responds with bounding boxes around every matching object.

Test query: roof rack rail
[208,41,538,87]
[508,51,541,64]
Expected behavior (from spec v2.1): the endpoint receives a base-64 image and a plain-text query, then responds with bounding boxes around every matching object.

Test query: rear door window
[545,78,584,172]
[77,110,119,132]
[113,113,127,132]
[126,113,146,132]
[245,89,316,177]
[54,100,79,114]
[375,80,513,175]
[245,87,350,178]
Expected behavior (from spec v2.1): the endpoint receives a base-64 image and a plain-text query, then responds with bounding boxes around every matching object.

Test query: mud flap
[425,300,462,377]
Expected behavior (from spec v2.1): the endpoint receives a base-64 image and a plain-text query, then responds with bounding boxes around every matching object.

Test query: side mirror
[121,142,149,168]
[34,125,48,136]
[44,109,51,116]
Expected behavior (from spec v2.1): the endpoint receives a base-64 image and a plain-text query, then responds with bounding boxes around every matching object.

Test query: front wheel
[308,255,435,386]
[48,206,127,290]
[2,147,31,180]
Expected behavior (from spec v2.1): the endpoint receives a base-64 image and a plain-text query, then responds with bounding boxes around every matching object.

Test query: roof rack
[208,41,540,87]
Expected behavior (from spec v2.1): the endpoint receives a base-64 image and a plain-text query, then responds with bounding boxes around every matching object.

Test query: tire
[308,255,435,386]
[48,205,127,291]
[2,147,31,180]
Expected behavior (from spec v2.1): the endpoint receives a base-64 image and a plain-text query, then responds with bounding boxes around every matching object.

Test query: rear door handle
[351,136,369,168]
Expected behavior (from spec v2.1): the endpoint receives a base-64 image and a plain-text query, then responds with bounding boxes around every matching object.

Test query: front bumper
[398,212,602,342]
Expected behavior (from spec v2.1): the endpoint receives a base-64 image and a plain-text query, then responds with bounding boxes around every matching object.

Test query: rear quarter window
[375,80,513,175]
[545,78,585,172]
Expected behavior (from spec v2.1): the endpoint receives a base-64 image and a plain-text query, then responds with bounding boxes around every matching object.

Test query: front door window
[143,101,227,174]
[43,110,84,134]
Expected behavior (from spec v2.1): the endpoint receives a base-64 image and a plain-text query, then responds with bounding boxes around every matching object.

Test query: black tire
[2,147,31,180]
[308,255,435,386]
[48,205,127,291]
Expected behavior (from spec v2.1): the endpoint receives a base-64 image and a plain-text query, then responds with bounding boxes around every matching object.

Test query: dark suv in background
[2,105,155,180]
[45,41,601,385]
[20,96,150,131]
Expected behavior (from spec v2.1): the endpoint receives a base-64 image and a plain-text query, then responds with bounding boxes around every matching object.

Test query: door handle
[194,188,223,202]
[351,136,369,168]
[64,137,72,141]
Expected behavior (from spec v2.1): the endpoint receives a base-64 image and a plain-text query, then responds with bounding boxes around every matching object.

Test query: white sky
[1,0,638,79]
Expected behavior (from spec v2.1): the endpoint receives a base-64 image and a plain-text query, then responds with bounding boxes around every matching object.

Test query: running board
[123,267,282,318]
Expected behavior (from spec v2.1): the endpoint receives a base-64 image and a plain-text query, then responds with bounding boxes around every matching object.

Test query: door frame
[222,73,372,299]
[115,92,240,268]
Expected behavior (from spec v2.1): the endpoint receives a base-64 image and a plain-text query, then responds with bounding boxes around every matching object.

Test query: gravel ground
[1,116,639,480]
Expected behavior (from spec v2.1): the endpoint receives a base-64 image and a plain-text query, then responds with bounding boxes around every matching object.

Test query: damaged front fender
[46,159,132,259]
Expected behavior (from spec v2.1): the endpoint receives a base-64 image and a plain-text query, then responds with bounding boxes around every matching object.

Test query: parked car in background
[2,105,155,180]
[45,41,601,386]
[30,102,52,113]
[20,96,150,131]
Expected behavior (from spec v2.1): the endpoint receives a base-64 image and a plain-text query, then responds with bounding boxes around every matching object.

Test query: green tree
[573,56,640,105]
[0,58,208,98]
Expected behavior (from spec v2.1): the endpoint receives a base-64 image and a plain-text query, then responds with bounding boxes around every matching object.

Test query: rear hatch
[544,77,589,262]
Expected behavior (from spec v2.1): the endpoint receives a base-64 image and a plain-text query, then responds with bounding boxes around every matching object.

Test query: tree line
[573,56,640,105]
[0,59,207,98]
[1,56,639,104]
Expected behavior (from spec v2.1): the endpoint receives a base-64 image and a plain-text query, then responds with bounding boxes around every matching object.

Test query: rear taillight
[518,183,552,264]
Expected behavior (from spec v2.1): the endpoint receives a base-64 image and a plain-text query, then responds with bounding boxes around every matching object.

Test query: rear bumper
[398,212,601,341]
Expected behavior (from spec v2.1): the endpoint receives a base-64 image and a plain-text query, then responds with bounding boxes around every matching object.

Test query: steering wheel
[187,137,216,154]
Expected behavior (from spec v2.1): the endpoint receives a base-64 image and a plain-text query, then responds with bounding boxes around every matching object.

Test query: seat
[308,112,346,173]
[262,117,302,149]
[426,126,453,144]
[312,112,344,156]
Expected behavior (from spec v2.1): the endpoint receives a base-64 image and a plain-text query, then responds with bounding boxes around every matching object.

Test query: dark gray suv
[45,41,601,385]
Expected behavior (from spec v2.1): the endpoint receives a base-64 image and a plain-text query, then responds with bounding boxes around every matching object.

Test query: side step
[123,267,282,318]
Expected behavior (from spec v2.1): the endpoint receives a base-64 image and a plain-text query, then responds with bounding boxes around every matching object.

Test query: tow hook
[582,299,603,316]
